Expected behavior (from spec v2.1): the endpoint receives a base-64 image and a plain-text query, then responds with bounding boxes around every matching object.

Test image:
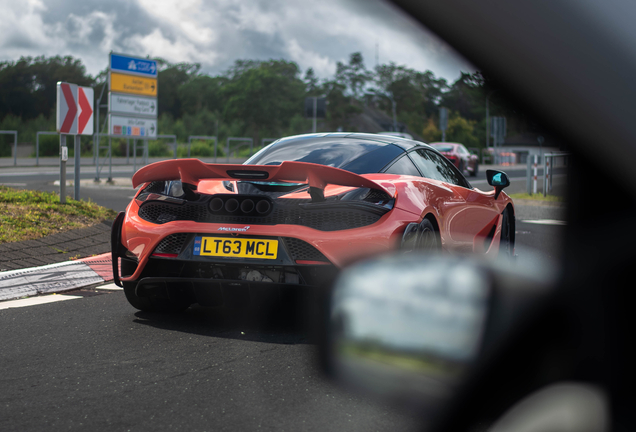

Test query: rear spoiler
[132,159,394,199]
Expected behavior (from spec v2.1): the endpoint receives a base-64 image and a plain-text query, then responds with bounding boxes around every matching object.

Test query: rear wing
[132,159,394,198]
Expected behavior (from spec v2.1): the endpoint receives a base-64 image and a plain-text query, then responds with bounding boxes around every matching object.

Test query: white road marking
[0,294,82,310]
[95,283,123,291]
[0,183,27,186]
[0,261,104,301]
[520,219,567,225]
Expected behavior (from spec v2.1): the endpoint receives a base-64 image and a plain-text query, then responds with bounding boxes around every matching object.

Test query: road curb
[0,252,114,302]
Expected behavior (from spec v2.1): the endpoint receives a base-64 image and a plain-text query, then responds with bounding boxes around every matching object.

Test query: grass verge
[510,193,565,202]
[0,186,117,244]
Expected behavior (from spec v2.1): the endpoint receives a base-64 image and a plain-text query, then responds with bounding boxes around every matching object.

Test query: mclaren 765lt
[111,133,514,312]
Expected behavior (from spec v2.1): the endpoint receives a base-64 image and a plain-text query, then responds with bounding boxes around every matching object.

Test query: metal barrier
[36,131,58,166]
[525,152,570,195]
[93,134,149,182]
[156,135,178,159]
[543,152,570,197]
[0,131,18,166]
[226,137,253,163]
[187,135,218,160]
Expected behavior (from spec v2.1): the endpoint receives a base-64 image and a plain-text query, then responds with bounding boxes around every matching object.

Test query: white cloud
[0,0,474,81]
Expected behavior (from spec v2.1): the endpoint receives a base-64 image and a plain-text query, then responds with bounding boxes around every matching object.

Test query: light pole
[486,89,500,149]
[389,93,398,131]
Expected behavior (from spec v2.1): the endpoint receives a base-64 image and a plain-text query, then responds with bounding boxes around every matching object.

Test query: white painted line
[0,183,27,186]
[0,294,82,310]
[520,219,567,225]
[95,283,123,291]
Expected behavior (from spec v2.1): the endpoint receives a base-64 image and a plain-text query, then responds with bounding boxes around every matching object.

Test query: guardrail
[157,135,178,159]
[187,135,218,159]
[525,152,570,195]
[543,152,570,197]
[36,131,58,166]
[226,137,253,163]
[0,131,18,166]
[3,132,264,169]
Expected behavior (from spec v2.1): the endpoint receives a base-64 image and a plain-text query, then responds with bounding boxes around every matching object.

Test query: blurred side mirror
[487,170,510,199]
[321,253,553,418]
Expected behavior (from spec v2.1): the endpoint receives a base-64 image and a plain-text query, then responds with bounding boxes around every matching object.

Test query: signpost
[305,97,326,133]
[110,53,158,77]
[109,94,157,116]
[108,115,157,138]
[77,87,94,135]
[439,107,448,142]
[491,116,507,164]
[110,72,157,97]
[108,53,158,175]
[56,82,94,202]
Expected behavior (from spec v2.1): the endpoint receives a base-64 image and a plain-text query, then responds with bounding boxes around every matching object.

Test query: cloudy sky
[1,0,474,81]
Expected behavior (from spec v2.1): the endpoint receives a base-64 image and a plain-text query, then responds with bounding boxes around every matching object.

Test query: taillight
[151,253,178,258]
[295,260,331,265]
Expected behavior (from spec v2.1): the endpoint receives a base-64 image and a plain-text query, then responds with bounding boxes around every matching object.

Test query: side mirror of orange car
[487,170,510,199]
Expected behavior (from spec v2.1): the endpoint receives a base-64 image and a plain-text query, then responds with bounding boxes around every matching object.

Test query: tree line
[0,53,529,157]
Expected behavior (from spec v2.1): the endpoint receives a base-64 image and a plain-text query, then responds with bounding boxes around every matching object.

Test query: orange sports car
[111,133,514,312]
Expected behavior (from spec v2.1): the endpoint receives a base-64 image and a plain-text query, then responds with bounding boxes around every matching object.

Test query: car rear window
[245,137,403,174]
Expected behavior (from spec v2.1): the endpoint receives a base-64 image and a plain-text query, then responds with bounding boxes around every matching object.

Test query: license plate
[194,236,278,259]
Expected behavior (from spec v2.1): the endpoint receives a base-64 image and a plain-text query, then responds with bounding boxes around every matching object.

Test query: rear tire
[417,218,441,252]
[123,282,190,313]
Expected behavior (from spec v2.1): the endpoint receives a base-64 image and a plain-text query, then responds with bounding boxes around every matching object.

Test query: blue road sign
[110,53,158,77]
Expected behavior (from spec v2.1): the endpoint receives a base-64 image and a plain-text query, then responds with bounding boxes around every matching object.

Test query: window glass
[384,155,422,176]
[413,149,470,187]
[246,137,393,171]
[342,144,404,174]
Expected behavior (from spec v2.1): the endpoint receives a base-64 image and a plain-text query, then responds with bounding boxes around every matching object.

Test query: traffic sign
[109,94,157,117]
[56,82,78,134]
[110,53,158,77]
[110,72,157,97]
[78,86,94,135]
[109,115,157,138]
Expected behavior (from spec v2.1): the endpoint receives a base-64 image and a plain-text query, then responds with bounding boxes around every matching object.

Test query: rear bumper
[133,277,324,308]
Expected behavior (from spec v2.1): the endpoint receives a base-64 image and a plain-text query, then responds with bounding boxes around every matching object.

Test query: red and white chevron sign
[78,87,94,135]
[56,82,78,134]
[56,82,94,135]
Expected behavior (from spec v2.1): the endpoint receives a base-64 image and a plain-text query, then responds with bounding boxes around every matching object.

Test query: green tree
[221,60,305,142]
[446,111,479,148]
[156,60,200,119]
[0,56,93,121]
[304,68,319,94]
[335,52,372,98]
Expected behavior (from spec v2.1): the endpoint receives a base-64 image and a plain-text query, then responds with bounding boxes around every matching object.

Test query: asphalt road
[0,162,566,431]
